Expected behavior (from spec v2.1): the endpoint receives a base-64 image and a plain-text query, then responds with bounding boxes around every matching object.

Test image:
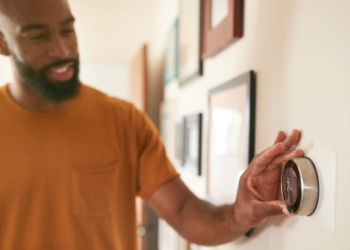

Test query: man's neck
[7,81,74,113]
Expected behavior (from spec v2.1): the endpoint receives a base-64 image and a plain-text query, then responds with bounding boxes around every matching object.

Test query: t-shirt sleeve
[131,106,179,200]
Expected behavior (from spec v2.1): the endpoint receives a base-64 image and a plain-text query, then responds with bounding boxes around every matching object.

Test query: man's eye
[63,29,75,34]
[28,35,44,40]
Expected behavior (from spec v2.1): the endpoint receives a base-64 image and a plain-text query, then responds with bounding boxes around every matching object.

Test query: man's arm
[148,130,304,246]
[149,177,246,246]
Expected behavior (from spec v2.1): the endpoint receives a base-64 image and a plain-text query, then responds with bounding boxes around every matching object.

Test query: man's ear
[0,32,10,56]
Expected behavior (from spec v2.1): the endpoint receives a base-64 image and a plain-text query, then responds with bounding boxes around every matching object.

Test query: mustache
[41,58,78,73]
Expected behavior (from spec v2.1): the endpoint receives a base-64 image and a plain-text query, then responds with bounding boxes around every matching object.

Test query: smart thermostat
[281,157,319,216]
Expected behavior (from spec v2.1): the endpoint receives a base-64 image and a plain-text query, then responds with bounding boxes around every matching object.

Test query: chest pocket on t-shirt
[71,161,119,216]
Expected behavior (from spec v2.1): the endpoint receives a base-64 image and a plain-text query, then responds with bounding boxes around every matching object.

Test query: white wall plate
[299,148,337,235]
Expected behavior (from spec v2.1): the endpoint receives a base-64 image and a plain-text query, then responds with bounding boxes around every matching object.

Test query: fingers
[274,131,286,144]
[250,129,303,176]
[250,143,284,176]
[282,207,292,216]
[253,200,286,218]
[270,149,305,164]
[282,129,301,151]
[262,149,305,172]
[255,143,284,166]
[264,162,280,172]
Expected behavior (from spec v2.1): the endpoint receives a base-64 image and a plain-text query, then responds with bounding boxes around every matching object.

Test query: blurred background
[1,0,349,249]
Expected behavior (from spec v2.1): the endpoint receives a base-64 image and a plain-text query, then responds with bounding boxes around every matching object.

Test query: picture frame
[207,71,255,205]
[175,116,185,166]
[202,0,244,59]
[164,19,179,85]
[179,0,203,86]
[160,100,177,161]
[183,113,202,176]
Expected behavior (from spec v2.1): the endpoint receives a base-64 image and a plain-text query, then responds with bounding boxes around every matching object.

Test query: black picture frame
[183,113,202,175]
[207,71,256,204]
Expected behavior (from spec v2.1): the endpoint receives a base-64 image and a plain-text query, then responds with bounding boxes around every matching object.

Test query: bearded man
[0,0,304,249]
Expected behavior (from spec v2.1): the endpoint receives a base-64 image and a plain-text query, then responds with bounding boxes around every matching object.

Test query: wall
[0,57,12,87]
[68,0,159,63]
[69,0,162,123]
[155,0,350,249]
[79,61,130,100]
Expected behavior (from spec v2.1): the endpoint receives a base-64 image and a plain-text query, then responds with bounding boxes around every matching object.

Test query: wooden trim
[202,0,244,59]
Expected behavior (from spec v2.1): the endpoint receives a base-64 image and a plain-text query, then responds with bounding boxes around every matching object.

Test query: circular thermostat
[281,157,319,216]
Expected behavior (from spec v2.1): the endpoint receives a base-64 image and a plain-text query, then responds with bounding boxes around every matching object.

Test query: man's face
[0,0,80,102]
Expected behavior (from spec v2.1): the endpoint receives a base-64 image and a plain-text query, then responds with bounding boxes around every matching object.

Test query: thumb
[254,200,288,218]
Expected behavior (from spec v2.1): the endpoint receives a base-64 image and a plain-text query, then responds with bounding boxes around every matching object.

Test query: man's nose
[47,36,71,59]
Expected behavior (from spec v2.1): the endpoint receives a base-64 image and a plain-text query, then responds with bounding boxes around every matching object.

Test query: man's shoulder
[81,84,151,133]
[82,84,136,115]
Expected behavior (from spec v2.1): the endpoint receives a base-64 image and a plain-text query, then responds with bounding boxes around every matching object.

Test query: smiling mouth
[47,62,74,82]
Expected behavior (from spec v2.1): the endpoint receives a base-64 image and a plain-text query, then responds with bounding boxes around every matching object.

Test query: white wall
[69,0,159,63]
[0,57,12,86]
[80,62,130,100]
[155,0,350,249]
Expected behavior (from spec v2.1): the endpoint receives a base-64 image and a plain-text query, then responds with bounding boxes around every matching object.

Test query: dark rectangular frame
[207,71,256,201]
[183,113,203,176]
[202,0,244,59]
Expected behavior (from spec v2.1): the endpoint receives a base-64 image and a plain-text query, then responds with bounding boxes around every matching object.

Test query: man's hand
[149,129,304,245]
[233,129,304,230]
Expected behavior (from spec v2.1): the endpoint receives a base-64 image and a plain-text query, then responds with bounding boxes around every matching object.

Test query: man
[0,0,304,249]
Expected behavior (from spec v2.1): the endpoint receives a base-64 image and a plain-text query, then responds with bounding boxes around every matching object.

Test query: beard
[13,55,81,102]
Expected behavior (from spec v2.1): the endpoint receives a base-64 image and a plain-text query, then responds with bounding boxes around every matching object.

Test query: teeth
[53,66,68,74]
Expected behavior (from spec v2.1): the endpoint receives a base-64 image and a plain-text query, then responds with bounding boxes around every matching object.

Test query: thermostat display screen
[282,161,302,214]
[282,167,298,206]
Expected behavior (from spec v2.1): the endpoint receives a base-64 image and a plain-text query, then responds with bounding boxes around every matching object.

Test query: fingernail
[297,149,305,155]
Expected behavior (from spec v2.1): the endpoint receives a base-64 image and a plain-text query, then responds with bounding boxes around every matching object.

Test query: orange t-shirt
[0,84,179,250]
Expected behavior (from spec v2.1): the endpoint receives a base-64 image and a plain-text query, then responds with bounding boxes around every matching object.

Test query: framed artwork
[202,0,244,59]
[164,19,179,85]
[179,0,203,86]
[175,116,185,166]
[183,113,202,176]
[207,71,255,205]
[160,100,177,161]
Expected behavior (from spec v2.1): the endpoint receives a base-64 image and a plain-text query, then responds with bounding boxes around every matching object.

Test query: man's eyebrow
[20,24,46,33]
[20,17,75,33]
[62,16,75,25]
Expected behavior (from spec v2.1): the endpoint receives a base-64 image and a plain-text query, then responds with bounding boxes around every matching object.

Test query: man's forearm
[169,198,250,246]
[148,177,251,246]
